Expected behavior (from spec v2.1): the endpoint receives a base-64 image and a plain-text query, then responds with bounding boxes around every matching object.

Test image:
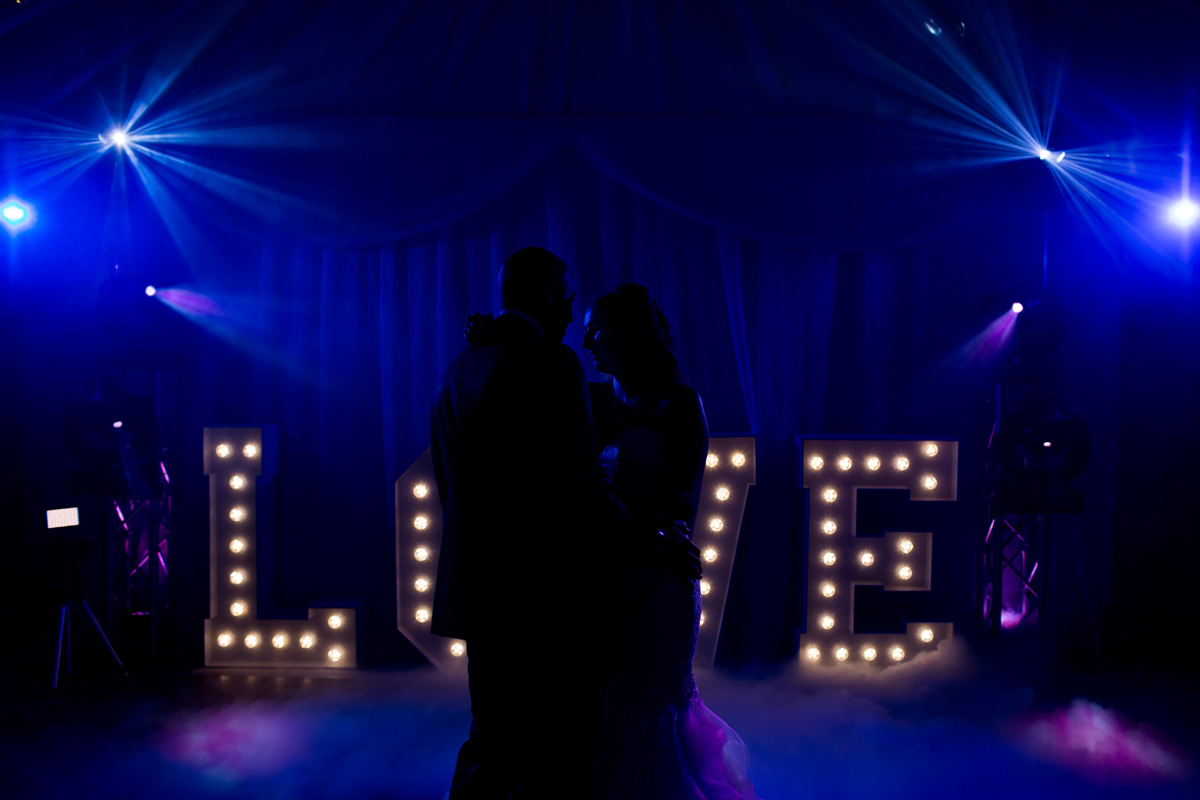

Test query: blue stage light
[103,128,131,150]
[1169,199,1199,226]
[1,198,34,233]
[145,285,157,297]
[1037,149,1051,160]
[1012,302,1024,314]
[1055,151,1066,163]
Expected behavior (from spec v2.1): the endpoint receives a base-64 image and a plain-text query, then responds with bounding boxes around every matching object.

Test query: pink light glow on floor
[1012,699,1192,785]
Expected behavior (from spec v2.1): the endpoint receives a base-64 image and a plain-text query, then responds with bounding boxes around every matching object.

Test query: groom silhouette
[430,247,699,799]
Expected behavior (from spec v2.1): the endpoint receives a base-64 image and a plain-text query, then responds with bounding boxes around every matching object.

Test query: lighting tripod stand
[38,533,131,711]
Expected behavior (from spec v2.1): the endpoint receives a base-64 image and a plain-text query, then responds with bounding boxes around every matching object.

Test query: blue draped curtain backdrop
[215,146,1078,665]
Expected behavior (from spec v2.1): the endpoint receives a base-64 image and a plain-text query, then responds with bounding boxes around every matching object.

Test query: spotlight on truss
[103,128,131,149]
[1169,198,1199,227]
[1,197,35,234]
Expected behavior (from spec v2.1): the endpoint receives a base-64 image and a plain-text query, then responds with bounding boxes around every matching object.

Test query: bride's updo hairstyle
[589,283,686,386]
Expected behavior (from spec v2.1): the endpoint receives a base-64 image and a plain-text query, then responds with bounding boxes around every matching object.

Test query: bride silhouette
[582,284,757,800]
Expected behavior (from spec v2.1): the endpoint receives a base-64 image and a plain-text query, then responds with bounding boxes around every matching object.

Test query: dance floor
[2,638,1196,800]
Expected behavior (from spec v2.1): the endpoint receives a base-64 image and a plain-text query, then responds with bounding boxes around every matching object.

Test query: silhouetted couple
[430,247,757,799]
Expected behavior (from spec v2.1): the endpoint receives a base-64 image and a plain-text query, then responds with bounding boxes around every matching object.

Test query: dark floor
[1,637,1197,800]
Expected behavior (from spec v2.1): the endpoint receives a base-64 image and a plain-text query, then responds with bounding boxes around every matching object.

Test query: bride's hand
[464,312,495,345]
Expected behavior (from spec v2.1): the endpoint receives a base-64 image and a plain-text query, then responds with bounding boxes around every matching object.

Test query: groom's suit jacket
[430,313,611,643]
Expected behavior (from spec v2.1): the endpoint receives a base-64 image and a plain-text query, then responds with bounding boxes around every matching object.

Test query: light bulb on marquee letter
[204,427,356,668]
[799,437,955,669]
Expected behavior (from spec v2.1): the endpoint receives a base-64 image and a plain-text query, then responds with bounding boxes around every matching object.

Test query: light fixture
[731,453,746,467]
[895,457,910,471]
[231,602,246,617]
[920,628,934,643]
[924,444,938,457]
[217,633,233,647]
[413,483,429,498]
[300,634,315,648]
[716,487,730,501]
[866,456,881,470]
[702,548,717,563]
[1012,302,1024,314]
[229,507,245,522]
[837,457,852,470]
[822,551,836,566]
[1,201,27,224]
[450,642,466,657]
[1170,198,1199,226]
[835,647,849,661]
[923,475,938,490]
[272,633,288,649]
[706,454,719,468]
[230,475,246,489]
[245,633,260,648]
[822,489,837,503]
[899,539,914,554]
[328,647,343,662]
[821,582,835,597]
[414,515,429,530]
[216,444,231,458]
[415,578,430,592]
[809,456,824,470]
[415,608,430,623]
[230,538,246,554]
[863,647,877,661]
[328,614,343,629]
[243,444,258,458]
[709,518,724,532]
[414,547,429,561]
[806,646,820,661]
[898,566,913,580]
[144,286,157,297]
[230,570,246,585]
[700,580,711,595]
[820,615,834,630]
[891,646,905,661]
[860,552,875,566]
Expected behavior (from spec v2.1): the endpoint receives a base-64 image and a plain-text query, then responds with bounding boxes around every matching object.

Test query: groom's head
[499,247,576,344]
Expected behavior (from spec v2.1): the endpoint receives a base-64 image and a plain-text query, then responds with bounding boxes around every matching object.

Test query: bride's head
[582,283,685,389]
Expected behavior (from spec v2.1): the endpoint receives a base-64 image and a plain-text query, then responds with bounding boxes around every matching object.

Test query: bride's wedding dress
[592,426,758,800]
